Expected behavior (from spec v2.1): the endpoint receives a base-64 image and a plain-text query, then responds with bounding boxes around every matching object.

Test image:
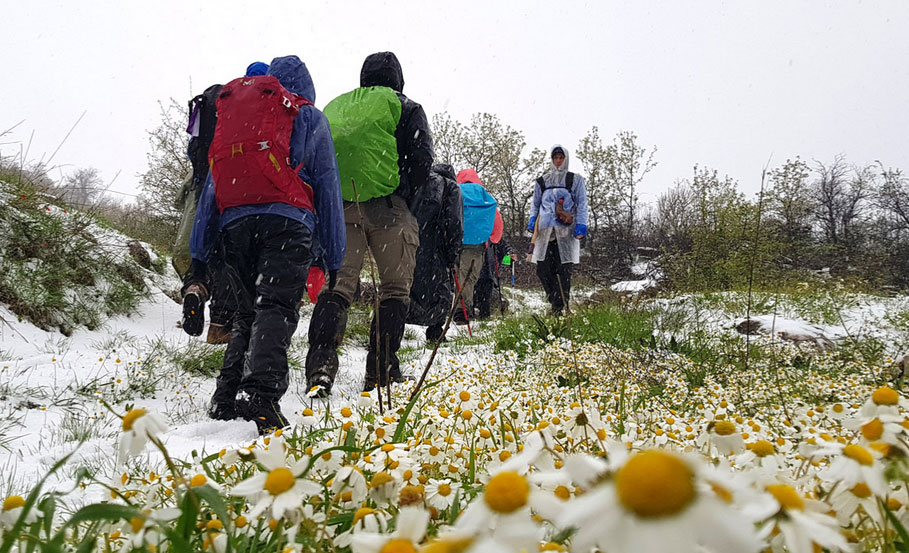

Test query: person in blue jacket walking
[527,145,588,315]
[186,55,344,433]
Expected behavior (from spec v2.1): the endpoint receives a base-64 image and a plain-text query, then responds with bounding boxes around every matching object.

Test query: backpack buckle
[282,96,293,109]
[258,141,270,151]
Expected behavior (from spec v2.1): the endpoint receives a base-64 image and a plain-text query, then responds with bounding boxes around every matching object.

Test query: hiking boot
[207,400,238,421]
[426,324,447,343]
[206,323,231,344]
[237,395,289,435]
[306,374,333,399]
[182,290,205,337]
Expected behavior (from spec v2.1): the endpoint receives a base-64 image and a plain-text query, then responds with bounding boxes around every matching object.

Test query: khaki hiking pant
[456,244,486,311]
[328,195,419,305]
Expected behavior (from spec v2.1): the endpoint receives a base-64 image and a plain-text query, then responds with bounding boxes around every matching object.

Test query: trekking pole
[451,268,472,338]
[351,179,387,414]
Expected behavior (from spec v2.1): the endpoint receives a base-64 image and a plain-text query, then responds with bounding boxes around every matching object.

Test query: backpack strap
[537,173,574,194]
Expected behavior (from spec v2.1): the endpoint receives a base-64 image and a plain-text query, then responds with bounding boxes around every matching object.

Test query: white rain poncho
[529,144,589,264]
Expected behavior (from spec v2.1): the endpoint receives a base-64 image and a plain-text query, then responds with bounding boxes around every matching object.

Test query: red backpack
[208,75,314,213]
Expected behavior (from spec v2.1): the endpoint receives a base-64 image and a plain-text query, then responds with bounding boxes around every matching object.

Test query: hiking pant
[536,239,574,314]
[455,245,485,315]
[331,195,419,305]
[474,277,494,319]
[207,248,236,327]
[211,215,312,406]
[306,195,417,387]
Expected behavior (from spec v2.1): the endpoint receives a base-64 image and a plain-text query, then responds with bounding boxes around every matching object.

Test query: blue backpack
[460,182,497,246]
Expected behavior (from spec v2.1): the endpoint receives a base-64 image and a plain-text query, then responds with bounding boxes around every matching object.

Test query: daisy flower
[759,482,851,553]
[117,408,168,463]
[230,440,319,519]
[351,506,429,553]
[425,478,461,511]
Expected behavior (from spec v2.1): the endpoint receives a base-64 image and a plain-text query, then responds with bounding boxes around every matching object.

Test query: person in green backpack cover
[306,51,433,396]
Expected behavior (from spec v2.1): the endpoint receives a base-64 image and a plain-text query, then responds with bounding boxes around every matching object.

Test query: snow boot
[305,292,349,394]
[237,394,289,435]
[364,299,410,391]
[181,284,206,337]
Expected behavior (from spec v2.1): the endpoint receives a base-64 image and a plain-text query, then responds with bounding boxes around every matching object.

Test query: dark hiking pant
[211,215,312,406]
[207,249,236,328]
[536,240,574,315]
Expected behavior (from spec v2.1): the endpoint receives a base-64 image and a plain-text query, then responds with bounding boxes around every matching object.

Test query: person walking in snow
[407,164,463,343]
[454,168,502,323]
[178,61,270,345]
[188,55,344,433]
[527,145,588,316]
[305,51,433,395]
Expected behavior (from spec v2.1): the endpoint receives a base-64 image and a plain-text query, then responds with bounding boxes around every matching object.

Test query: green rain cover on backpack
[324,86,402,202]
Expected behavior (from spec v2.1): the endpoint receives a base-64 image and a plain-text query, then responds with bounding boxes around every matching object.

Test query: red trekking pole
[451,268,472,338]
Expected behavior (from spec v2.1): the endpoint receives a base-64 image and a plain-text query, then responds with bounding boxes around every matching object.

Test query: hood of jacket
[432,163,456,182]
[456,168,483,185]
[549,144,570,174]
[268,55,316,103]
[360,52,404,92]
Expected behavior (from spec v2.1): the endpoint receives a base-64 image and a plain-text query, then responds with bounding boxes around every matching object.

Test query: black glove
[181,283,207,337]
[328,270,338,290]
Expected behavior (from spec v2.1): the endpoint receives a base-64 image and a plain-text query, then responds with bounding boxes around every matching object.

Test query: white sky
[1,0,907,203]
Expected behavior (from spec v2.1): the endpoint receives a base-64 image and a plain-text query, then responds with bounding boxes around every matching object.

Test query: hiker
[306,51,433,395]
[473,239,514,320]
[177,61,269,343]
[187,55,344,433]
[527,144,588,315]
[407,164,463,342]
[453,168,501,324]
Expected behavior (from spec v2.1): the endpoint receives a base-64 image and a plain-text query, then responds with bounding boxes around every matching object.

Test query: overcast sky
[2,1,907,203]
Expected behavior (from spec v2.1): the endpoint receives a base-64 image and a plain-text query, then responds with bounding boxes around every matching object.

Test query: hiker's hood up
[360,52,405,92]
[268,55,316,103]
[456,168,483,185]
[549,144,570,174]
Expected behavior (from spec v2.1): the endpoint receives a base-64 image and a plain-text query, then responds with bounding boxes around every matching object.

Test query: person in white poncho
[526,145,589,315]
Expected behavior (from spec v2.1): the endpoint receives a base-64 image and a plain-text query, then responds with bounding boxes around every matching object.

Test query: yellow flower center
[615,450,696,518]
[371,471,394,488]
[122,408,147,431]
[235,516,248,528]
[888,497,903,510]
[554,485,571,501]
[850,483,872,498]
[484,471,530,513]
[843,444,874,466]
[302,408,314,416]
[713,421,737,436]
[264,467,295,496]
[353,507,374,525]
[130,516,145,533]
[750,440,775,457]
[422,537,474,553]
[861,418,884,441]
[2,496,25,511]
[459,391,471,402]
[437,483,452,496]
[766,484,804,511]
[206,519,223,530]
[381,443,396,453]
[399,484,423,506]
[380,538,418,553]
[190,474,207,487]
[872,387,899,406]
[341,407,353,417]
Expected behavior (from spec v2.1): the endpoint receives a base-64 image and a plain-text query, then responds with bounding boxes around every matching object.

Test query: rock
[735,318,763,335]
[127,240,153,270]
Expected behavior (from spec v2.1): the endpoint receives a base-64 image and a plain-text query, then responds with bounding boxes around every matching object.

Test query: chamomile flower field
[3,265,909,553]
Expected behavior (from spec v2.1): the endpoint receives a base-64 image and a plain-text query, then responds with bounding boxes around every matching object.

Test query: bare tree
[811,155,870,246]
[766,157,813,245]
[137,98,191,230]
[875,163,909,231]
[56,166,104,207]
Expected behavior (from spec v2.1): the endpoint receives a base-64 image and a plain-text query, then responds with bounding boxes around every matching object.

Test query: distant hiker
[188,55,344,433]
[473,239,514,320]
[177,61,270,344]
[306,51,433,395]
[407,164,463,342]
[454,168,501,324]
[527,144,588,315]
